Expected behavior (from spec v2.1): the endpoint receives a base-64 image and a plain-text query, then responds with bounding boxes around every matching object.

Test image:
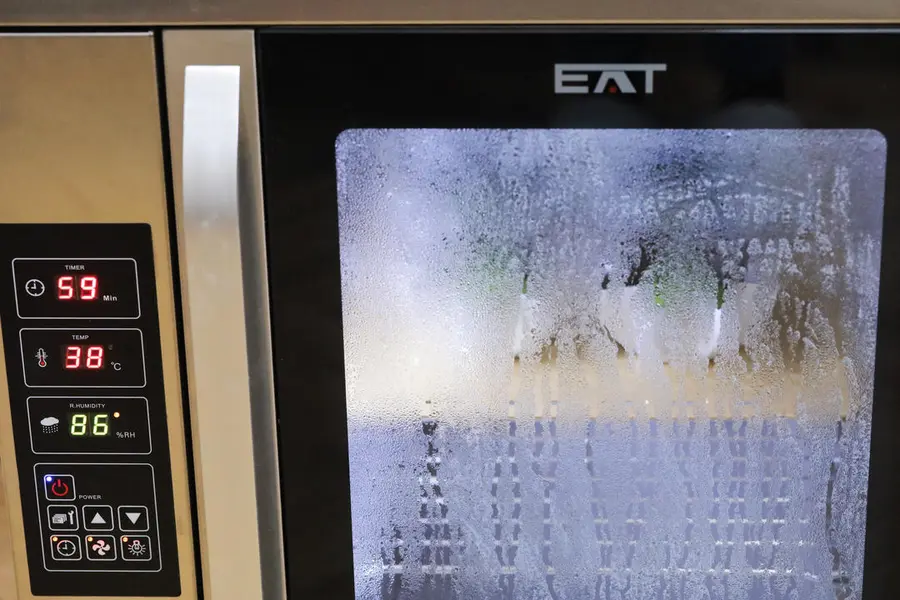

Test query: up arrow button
[82,506,114,531]
[117,505,149,532]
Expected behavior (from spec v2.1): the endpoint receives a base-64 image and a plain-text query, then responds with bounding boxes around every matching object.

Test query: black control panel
[0,224,181,597]
[35,464,161,570]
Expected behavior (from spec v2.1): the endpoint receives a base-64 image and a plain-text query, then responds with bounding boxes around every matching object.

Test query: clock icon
[56,539,77,557]
[50,535,81,560]
[25,278,45,297]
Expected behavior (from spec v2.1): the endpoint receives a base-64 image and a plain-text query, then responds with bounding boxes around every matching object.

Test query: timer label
[12,258,140,319]
[27,397,152,455]
[20,328,146,388]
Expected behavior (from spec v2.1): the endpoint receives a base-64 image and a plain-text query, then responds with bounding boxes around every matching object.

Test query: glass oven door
[257,28,900,600]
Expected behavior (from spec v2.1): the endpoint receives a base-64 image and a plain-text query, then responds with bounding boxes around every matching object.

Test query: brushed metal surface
[0,33,198,600]
[0,0,899,26]
[164,29,283,600]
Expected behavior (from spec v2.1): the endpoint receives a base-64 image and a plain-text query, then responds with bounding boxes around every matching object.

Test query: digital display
[61,345,106,370]
[21,328,146,388]
[28,397,151,454]
[67,412,110,437]
[12,258,140,319]
[56,275,99,301]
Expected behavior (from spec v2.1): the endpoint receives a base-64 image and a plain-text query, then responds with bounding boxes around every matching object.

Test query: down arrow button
[117,505,149,532]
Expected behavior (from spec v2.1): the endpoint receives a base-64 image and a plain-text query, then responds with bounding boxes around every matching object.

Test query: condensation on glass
[334,129,887,600]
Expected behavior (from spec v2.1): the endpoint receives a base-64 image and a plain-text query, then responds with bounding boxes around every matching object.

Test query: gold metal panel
[0,0,899,26]
[0,33,198,600]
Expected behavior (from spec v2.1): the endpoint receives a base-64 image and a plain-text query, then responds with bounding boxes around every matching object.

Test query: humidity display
[28,396,151,454]
[335,130,887,600]
[68,412,110,437]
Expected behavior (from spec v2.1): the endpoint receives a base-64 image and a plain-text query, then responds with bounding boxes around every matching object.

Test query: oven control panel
[0,224,181,596]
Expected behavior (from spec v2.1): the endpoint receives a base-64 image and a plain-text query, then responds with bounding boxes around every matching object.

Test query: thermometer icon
[35,348,48,368]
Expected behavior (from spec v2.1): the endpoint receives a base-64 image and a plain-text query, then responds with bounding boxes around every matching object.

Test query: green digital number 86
[69,413,109,437]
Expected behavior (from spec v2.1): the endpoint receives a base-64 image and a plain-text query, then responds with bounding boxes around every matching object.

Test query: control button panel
[27,396,152,455]
[34,463,162,573]
[0,224,181,597]
[12,258,140,319]
[20,328,146,388]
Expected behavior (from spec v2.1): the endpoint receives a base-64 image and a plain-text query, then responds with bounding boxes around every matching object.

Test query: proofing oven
[2,2,900,600]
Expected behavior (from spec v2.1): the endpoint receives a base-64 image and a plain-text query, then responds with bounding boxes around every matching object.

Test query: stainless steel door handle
[167,29,284,600]
[182,63,263,600]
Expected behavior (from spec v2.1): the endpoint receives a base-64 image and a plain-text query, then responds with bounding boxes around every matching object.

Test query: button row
[35,462,161,573]
[50,534,153,562]
[47,505,149,533]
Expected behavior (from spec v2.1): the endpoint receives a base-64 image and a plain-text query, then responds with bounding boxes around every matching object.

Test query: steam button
[43,475,75,501]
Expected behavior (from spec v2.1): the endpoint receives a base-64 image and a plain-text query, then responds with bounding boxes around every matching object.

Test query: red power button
[51,480,68,496]
[43,475,75,501]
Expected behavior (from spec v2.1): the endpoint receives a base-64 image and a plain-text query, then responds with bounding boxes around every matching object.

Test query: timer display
[57,275,99,301]
[21,328,146,388]
[13,258,140,319]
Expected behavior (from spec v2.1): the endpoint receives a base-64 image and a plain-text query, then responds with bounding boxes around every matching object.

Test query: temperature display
[20,328,146,388]
[62,345,106,370]
[12,258,140,319]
